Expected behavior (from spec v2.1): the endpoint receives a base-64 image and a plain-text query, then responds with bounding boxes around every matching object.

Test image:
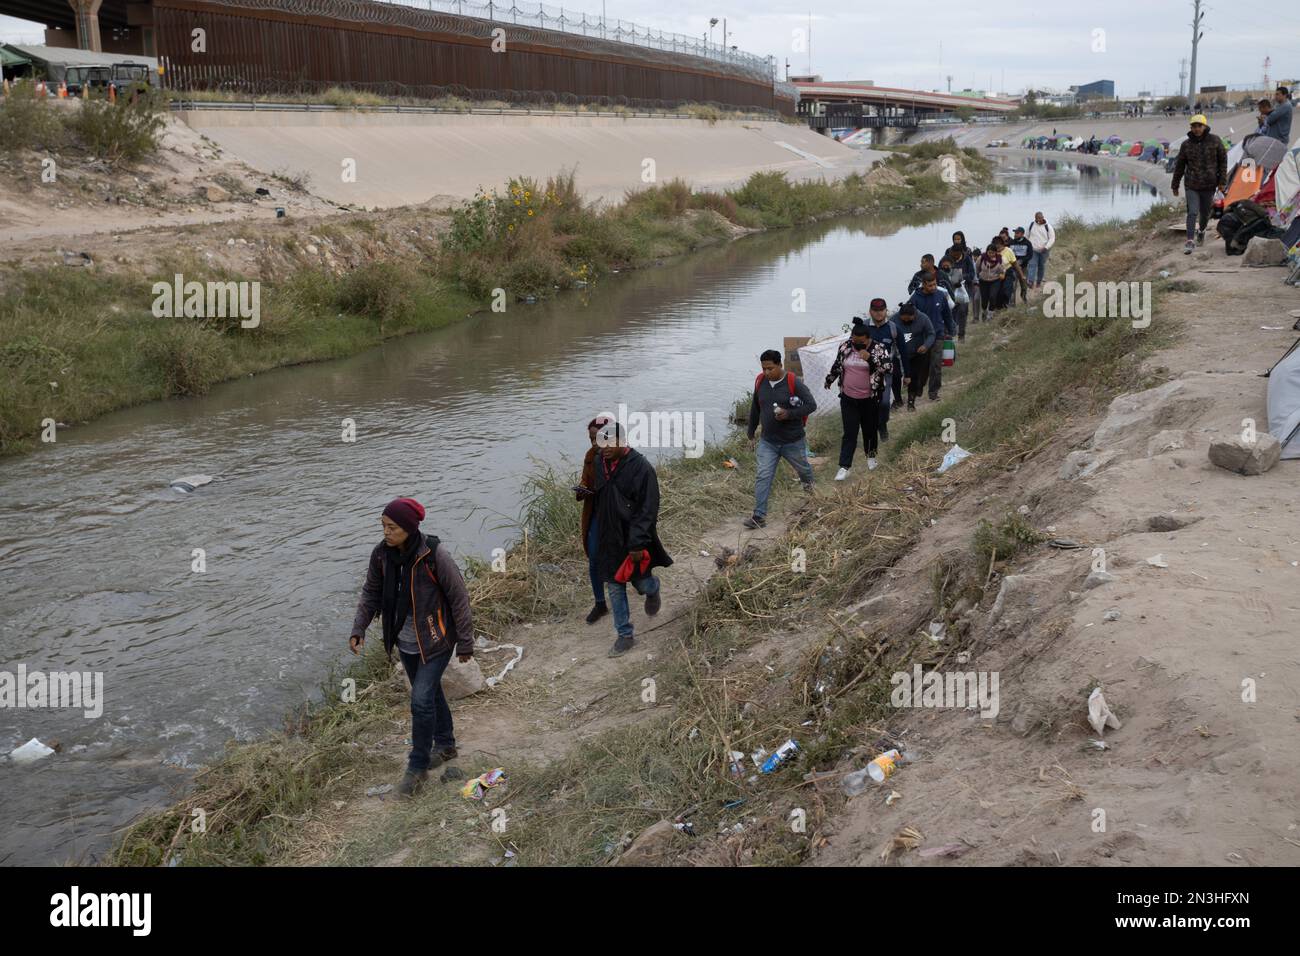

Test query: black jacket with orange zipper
[351,534,475,661]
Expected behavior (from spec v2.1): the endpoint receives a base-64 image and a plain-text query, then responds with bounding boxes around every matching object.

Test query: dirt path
[811,225,1300,867]
[283,504,800,866]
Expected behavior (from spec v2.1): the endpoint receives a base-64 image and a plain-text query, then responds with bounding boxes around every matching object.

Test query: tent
[1106,135,1123,144]
[1267,338,1300,460]
[1220,134,1291,212]
[1272,133,1300,228]
[1127,143,1144,156]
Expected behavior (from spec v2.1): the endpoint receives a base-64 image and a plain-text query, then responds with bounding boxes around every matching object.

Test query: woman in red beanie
[349,497,475,798]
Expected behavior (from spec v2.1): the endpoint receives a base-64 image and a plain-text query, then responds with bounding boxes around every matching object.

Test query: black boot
[585,603,608,624]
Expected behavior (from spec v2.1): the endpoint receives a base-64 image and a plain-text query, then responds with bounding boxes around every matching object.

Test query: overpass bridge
[795,80,1018,133]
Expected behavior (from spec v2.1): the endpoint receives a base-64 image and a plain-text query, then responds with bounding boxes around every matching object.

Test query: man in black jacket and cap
[590,421,674,657]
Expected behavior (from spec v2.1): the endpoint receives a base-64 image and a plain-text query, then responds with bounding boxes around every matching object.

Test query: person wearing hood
[350,497,475,798]
[946,231,980,321]
[590,421,673,658]
[1171,114,1227,254]
[892,303,936,411]
[577,415,612,625]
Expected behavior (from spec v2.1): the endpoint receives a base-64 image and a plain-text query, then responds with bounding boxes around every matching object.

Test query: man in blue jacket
[908,273,954,402]
[745,350,818,529]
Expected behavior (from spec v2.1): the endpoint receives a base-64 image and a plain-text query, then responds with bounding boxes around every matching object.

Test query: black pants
[839,394,880,466]
[906,352,931,402]
[978,279,999,315]
[953,299,969,339]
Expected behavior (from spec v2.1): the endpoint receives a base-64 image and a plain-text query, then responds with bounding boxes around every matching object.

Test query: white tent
[1267,339,1300,460]
[1272,133,1300,229]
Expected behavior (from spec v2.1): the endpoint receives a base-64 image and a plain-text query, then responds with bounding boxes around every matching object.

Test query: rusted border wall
[152,0,795,114]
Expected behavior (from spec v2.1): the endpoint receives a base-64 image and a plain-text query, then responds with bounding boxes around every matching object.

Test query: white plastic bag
[936,444,972,474]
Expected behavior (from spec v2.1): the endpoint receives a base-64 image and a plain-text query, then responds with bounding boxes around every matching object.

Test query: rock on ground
[1207,434,1280,476]
[1240,236,1287,267]
[615,820,678,866]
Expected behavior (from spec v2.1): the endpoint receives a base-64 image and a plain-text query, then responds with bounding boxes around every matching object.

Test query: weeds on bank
[0,80,166,164]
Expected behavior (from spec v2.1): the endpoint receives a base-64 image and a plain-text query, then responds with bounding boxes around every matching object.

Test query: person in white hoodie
[1027,212,1055,291]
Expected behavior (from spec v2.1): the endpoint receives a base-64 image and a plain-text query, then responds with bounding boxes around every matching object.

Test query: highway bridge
[795,80,1018,130]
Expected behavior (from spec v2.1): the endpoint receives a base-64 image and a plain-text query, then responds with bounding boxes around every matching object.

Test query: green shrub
[145,322,228,396]
[68,90,165,164]
[0,82,65,151]
[335,261,415,326]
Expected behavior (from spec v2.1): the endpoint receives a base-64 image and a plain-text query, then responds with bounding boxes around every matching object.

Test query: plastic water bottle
[760,739,799,774]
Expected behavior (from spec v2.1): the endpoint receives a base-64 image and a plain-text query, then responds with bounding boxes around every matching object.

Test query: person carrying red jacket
[349,497,474,797]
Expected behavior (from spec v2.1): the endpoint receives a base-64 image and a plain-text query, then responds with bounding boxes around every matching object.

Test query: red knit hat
[382,497,425,536]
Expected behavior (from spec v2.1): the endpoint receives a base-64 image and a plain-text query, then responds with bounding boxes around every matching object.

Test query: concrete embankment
[911,110,1256,151]
[178,110,887,207]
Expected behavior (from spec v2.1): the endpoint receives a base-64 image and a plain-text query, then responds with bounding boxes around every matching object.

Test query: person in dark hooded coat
[589,421,673,657]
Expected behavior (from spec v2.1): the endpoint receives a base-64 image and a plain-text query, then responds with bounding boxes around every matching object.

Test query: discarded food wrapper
[936,444,972,474]
[673,822,696,836]
[1146,554,1169,568]
[8,738,56,764]
[365,783,393,797]
[885,790,902,806]
[867,749,902,783]
[1087,687,1122,736]
[723,458,739,469]
[927,621,946,642]
[460,768,507,800]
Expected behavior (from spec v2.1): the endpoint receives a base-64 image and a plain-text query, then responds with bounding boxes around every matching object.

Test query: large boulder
[1240,236,1288,267]
[1208,434,1281,476]
[1091,381,1204,449]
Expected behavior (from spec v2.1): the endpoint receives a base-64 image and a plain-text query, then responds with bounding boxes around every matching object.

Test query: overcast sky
[3,1,1298,97]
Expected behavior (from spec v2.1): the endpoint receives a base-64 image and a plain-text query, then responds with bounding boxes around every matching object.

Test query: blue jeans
[587,518,604,606]
[754,437,813,520]
[400,649,455,771]
[605,573,660,639]
[1028,249,1050,285]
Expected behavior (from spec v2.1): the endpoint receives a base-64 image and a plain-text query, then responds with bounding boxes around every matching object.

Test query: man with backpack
[349,497,475,798]
[745,350,817,529]
[1171,114,1227,254]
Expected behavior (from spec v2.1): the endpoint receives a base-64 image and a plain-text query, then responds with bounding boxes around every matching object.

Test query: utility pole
[1178,57,1188,98]
[1187,0,1205,106]
[946,74,953,93]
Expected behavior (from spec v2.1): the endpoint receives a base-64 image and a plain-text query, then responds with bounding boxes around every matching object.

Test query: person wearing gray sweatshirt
[892,303,936,410]
[745,350,818,528]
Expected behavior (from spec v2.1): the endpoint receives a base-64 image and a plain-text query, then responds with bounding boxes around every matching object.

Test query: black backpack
[1218,200,1278,256]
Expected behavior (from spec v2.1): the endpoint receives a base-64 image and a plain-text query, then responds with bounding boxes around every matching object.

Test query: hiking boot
[801,481,814,494]
[1184,239,1195,255]
[743,515,766,529]
[428,747,457,770]
[929,392,940,402]
[1196,229,1205,245]
[644,591,661,616]
[585,603,608,625]
[907,398,916,411]
[834,467,851,481]
[878,424,889,442]
[395,769,428,798]
[608,634,635,657]
[867,457,878,471]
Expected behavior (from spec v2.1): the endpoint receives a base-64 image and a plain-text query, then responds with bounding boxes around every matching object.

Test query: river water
[0,155,1159,864]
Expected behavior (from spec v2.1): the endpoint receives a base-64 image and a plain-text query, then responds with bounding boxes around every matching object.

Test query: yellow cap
[1190,114,1209,127]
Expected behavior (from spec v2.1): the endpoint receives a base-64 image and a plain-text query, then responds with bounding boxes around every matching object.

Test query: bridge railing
[379,0,776,78]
